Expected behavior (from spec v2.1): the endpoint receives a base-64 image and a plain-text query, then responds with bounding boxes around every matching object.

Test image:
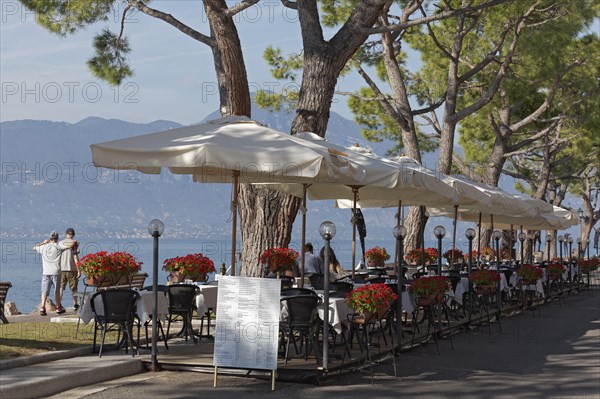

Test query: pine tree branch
[353,62,408,130]
[452,154,483,180]
[506,118,562,155]
[118,5,132,41]
[129,0,214,46]
[457,22,511,83]
[364,0,514,34]
[225,0,261,17]
[452,2,539,122]
[412,96,446,115]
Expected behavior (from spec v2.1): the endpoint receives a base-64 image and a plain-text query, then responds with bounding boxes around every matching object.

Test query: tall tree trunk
[579,193,598,258]
[204,0,250,117]
[404,207,426,252]
[238,186,301,276]
[380,23,425,253]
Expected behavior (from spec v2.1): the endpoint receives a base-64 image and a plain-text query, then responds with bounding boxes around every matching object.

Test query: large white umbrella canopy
[481,206,579,230]
[92,116,363,184]
[259,135,463,275]
[334,157,495,266]
[266,136,461,205]
[91,116,365,275]
[335,156,492,209]
[424,176,537,217]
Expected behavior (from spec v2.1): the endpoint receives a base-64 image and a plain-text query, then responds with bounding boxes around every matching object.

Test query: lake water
[1,237,407,313]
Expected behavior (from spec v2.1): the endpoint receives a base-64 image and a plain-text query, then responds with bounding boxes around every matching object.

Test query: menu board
[213,276,280,371]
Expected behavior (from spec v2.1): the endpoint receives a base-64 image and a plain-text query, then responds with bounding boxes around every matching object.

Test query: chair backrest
[281,288,317,297]
[309,274,324,290]
[0,282,12,304]
[330,281,354,293]
[367,268,387,277]
[168,284,199,313]
[91,289,139,323]
[367,276,387,284]
[280,276,294,289]
[280,295,322,327]
[502,270,513,284]
[412,271,428,279]
[352,273,370,284]
[448,275,461,292]
[385,282,404,294]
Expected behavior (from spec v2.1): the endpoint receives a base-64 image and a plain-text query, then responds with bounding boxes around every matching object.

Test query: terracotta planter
[169,271,207,283]
[367,259,385,268]
[415,292,444,306]
[85,275,114,287]
[548,273,562,281]
[352,307,388,324]
[85,274,131,287]
[475,285,496,295]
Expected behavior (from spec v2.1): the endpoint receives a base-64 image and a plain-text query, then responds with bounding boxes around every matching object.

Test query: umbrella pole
[394,200,402,275]
[420,206,426,269]
[452,205,458,266]
[230,172,239,276]
[300,185,307,288]
[509,224,514,261]
[477,213,482,267]
[351,187,358,280]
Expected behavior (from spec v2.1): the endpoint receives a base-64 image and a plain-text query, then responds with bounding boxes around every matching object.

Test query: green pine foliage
[20,0,112,36]
[86,29,133,86]
[19,0,133,85]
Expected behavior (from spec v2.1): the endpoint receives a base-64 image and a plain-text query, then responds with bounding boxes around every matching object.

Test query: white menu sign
[213,276,280,371]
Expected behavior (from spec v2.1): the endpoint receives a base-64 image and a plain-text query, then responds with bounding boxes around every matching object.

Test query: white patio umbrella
[428,185,567,265]
[259,135,463,275]
[91,116,365,275]
[480,205,579,230]
[335,156,497,266]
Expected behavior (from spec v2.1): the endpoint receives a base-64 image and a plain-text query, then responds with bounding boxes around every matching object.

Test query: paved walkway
[34,288,600,399]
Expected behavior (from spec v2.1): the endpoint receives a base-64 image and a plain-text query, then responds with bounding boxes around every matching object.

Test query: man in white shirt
[33,232,77,316]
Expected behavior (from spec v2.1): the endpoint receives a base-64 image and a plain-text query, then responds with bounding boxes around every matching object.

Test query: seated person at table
[297,243,323,277]
[319,247,350,282]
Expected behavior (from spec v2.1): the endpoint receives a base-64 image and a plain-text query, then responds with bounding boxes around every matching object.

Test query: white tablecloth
[79,290,168,324]
[317,296,353,334]
[195,285,218,318]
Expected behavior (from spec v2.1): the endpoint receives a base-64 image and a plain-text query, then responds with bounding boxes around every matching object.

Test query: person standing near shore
[59,228,80,310]
[32,232,77,316]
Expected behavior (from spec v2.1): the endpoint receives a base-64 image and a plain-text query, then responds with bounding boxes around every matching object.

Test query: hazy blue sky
[0,0,376,124]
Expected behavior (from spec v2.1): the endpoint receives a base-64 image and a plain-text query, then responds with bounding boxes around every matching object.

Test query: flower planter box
[169,271,207,283]
[85,274,131,287]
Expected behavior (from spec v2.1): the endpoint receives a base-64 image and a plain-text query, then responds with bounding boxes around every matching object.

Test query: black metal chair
[412,271,429,279]
[90,289,140,357]
[309,273,325,290]
[351,273,370,284]
[166,284,200,344]
[0,282,12,324]
[367,276,388,284]
[281,287,318,297]
[330,281,354,293]
[280,276,295,289]
[279,294,322,364]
